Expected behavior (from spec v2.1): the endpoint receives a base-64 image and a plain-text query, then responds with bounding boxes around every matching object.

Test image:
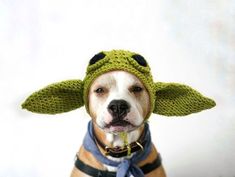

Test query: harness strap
[75,153,162,177]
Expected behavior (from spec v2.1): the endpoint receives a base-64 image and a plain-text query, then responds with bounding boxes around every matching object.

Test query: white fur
[89,71,147,130]
[89,71,150,172]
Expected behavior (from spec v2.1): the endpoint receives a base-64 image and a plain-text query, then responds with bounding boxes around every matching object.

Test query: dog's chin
[103,120,137,133]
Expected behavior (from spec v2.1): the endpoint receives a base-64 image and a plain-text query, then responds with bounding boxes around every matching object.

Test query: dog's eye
[89,52,106,65]
[94,87,105,94]
[130,86,143,93]
[131,54,147,67]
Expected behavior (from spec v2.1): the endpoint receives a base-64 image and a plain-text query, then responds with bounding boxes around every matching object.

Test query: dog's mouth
[104,120,135,133]
[106,120,131,127]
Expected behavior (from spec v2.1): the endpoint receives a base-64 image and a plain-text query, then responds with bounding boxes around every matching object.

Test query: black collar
[93,127,147,158]
[75,153,162,177]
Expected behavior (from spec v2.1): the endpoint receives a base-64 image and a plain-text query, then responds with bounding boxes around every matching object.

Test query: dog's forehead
[91,71,143,88]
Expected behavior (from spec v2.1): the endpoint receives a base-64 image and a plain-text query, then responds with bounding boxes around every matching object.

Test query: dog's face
[88,71,150,133]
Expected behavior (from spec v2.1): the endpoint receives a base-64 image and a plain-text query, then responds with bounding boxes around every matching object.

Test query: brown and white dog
[22,50,216,177]
[22,50,215,177]
[71,71,167,177]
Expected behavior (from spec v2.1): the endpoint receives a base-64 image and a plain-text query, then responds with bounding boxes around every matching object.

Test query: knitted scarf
[83,121,152,177]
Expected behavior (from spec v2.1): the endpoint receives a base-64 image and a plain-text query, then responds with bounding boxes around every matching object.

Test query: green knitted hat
[22,50,216,118]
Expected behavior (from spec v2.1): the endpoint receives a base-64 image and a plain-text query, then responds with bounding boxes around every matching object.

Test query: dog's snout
[108,99,130,119]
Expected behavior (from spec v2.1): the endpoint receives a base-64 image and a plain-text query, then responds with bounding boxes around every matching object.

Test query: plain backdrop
[0,0,235,177]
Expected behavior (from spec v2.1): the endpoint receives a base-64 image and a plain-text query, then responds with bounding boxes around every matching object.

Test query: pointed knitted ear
[22,80,84,114]
[153,82,216,116]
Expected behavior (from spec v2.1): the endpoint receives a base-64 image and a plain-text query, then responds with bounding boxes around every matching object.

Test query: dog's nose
[108,99,130,119]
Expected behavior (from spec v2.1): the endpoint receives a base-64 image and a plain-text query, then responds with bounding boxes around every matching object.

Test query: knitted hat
[22,50,216,118]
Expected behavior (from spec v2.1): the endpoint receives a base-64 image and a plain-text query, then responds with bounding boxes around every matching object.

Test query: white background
[0,0,235,177]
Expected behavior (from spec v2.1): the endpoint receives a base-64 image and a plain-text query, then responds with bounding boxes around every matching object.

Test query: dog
[22,50,216,177]
[71,70,167,177]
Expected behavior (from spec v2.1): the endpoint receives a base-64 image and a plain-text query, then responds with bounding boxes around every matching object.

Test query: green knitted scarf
[21,50,216,117]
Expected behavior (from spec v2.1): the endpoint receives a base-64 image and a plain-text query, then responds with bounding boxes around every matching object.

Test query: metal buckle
[104,146,110,156]
[136,141,144,151]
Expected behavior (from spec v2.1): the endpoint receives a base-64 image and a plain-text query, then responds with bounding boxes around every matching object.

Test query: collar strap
[75,153,162,177]
[94,127,146,158]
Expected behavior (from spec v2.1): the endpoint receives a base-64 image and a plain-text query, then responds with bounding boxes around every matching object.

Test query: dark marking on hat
[132,54,147,67]
[89,52,106,65]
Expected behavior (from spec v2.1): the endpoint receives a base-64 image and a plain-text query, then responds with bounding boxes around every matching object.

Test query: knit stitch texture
[22,49,216,117]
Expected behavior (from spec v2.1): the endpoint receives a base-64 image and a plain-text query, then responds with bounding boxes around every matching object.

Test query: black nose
[108,99,130,119]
